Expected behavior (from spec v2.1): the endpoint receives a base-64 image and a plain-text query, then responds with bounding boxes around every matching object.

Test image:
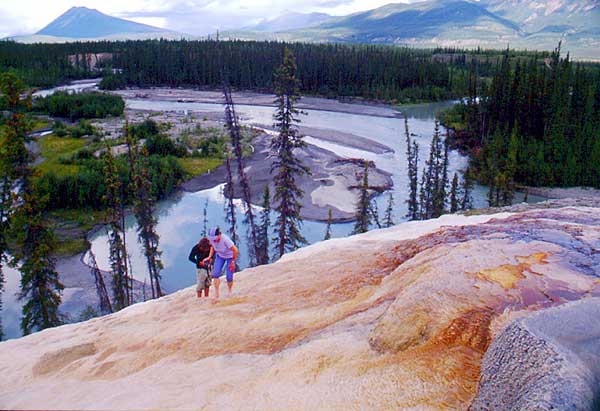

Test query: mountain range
[226,0,600,60]
[8,7,186,43]
[244,12,334,32]
[6,1,599,60]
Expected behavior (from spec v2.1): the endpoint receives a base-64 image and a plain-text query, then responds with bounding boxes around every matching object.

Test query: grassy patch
[28,116,51,132]
[178,157,222,176]
[35,134,88,176]
[54,238,89,256]
[47,208,106,232]
[46,208,106,256]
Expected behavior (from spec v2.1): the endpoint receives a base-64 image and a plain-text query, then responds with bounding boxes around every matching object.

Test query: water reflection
[0,95,544,340]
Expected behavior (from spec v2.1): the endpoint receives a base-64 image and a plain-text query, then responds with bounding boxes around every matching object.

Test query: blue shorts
[212,254,234,282]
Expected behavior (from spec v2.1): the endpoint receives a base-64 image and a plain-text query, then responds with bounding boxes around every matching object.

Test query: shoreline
[518,186,600,201]
[181,131,393,222]
[116,88,405,119]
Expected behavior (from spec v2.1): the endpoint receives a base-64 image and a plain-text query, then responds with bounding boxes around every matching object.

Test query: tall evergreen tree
[202,199,209,237]
[405,118,419,221]
[420,126,441,219]
[384,192,394,228]
[352,161,372,235]
[223,84,262,265]
[0,72,31,340]
[323,208,333,240]
[369,198,382,229]
[12,181,63,335]
[257,185,271,265]
[450,173,460,213]
[102,145,129,311]
[418,168,428,220]
[132,144,164,299]
[433,125,449,217]
[86,244,112,315]
[223,153,239,246]
[271,47,309,258]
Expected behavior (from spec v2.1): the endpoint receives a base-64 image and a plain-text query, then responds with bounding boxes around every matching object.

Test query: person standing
[204,227,238,300]
[188,237,212,298]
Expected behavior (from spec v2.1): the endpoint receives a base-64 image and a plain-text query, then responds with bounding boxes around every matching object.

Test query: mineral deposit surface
[0,206,598,410]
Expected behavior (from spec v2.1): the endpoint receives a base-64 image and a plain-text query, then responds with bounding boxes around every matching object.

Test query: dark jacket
[189,244,211,269]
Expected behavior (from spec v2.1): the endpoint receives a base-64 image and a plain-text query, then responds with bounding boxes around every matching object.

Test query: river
[1,87,541,340]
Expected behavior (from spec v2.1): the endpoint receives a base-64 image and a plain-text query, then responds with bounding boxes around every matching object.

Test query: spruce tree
[202,199,209,237]
[12,181,63,335]
[257,185,271,265]
[324,208,333,240]
[224,153,239,246]
[132,144,164,299]
[418,168,428,220]
[86,245,112,315]
[432,124,449,217]
[102,145,129,311]
[271,47,309,258]
[384,192,394,228]
[417,123,449,220]
[369,198,382,229]
[421,141,438,219]
[0,72,30,340]
[352,161,371,234]
[223,84,262,265]
[405,118,419,221]
[450,173,460,213]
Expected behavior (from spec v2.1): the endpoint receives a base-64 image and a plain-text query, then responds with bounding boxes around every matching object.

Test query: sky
[0,0,413,38]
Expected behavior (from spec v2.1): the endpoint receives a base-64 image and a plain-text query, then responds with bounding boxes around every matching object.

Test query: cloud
[0,0,412,37]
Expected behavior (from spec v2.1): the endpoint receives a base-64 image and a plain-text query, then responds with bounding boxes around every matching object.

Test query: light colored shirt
[210,234,235,259]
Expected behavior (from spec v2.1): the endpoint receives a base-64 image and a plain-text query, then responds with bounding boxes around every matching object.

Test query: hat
[208,227,221,241]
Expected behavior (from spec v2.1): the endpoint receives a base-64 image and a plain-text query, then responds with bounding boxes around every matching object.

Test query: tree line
[349,118,474,237]
[442,45,600,204]
[0,39,541,104]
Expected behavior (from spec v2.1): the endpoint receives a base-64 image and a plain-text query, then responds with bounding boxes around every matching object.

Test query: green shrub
[99,74,126,91]
[34,92,124,121]
[145,134,186,157]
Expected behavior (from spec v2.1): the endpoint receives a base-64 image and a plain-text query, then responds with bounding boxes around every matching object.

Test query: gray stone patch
[470,298,600,411]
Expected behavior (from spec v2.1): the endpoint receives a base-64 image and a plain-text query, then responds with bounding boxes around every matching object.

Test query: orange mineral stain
[473,252,548,289]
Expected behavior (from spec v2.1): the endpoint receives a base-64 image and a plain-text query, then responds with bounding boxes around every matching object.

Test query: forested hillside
[442,46,600,198]
[0,40,548,103]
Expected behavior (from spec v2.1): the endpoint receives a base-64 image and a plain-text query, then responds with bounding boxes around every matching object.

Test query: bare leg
[227,281,233,296]
[213,278,220,300]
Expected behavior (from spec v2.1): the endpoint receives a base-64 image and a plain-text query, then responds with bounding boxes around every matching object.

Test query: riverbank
[520,186,600,201]
[181,130,393,222]
[115,88,404,119]
[57,252,148,322]
[114,88,398,221]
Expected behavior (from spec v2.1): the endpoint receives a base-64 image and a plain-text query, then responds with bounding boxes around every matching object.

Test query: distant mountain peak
[36,6,166,38]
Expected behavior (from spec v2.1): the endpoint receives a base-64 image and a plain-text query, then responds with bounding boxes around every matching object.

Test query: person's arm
[228,245,238,272]
[203,246,214,265]
[188,246,197,264]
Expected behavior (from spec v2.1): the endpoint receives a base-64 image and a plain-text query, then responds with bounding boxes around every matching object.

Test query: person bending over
[188,237,212,298]
[204,227,238,300]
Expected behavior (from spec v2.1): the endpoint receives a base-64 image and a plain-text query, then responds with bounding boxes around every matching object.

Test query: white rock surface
[1,206,599,410]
